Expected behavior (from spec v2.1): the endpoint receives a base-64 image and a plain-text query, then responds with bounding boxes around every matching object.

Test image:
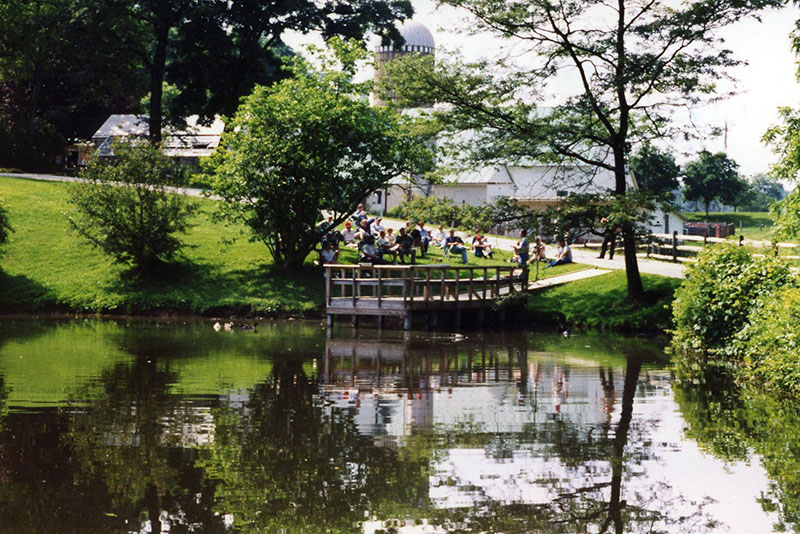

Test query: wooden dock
[324,264,528,330]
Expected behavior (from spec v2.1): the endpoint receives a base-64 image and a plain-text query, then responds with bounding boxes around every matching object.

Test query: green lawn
[683,211,778,242]
[0,177,588,316]
[527,270,681,331]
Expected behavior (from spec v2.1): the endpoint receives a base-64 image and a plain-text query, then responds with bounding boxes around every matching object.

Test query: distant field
[682,211,778,242]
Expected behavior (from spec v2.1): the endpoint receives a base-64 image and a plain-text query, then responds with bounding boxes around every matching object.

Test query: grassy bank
[0,177,580,317]
[527,271,681,331]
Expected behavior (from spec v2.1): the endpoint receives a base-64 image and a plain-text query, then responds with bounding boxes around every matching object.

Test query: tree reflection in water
[198,337,716,533]
[676,384,800,532]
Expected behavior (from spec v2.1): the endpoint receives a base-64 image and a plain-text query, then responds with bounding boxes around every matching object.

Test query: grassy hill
[0,177,578,317]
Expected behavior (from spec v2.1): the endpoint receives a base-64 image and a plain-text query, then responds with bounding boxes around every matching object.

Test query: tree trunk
[148,25,169,143]
[613,147,644,304]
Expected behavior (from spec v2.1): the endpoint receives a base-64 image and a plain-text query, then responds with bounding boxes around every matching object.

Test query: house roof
[93,114,224,157]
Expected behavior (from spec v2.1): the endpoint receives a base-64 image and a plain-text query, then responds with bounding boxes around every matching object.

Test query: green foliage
[734,288,800,397]
[629,142,680,195]
[764,106,800,182]
[527,271,680,331]
[671,243,794,380]
[771,187,800,241]
[389,196,493,231]
[378,0,780,303]
[67,142,198,271]
[0,197,12,252]
[211,39,432,269]
[682,151,745,216]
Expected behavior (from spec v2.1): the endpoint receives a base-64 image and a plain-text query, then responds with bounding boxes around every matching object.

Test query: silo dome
[397,20,435,52]
[376,20,435,54]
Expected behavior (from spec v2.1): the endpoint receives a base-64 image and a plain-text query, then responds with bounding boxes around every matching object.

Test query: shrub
[67,142,197,272]
[390,196,494,231]
[671,243,794,379]
[735,288,800,397]
[0,198,12,251]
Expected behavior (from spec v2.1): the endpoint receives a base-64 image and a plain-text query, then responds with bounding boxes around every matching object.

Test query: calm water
[0,318,797,533]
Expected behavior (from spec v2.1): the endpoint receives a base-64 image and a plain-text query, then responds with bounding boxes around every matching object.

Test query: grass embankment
[0,177,580,317]
[527,271,680,331]
[683,211,777,242]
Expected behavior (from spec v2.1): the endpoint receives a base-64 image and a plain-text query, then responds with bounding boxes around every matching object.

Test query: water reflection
[0,320,792,533]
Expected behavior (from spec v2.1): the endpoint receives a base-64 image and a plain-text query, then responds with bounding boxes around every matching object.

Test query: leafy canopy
[682,151,745,217]
[378,0,781,302]
[210,38,433,269]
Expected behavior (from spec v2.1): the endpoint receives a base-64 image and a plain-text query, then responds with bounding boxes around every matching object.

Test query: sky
[289,0,800,177]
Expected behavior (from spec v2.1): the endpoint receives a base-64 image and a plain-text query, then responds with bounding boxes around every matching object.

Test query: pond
[0,318,797,533]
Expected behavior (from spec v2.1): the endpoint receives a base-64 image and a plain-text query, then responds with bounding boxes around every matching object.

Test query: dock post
[403,313,412,331]
[351,314,359,327]
[326,314,334,328]
[378,315,385,329]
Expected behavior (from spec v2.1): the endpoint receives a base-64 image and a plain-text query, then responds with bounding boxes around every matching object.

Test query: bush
[390,196,494,231]
[735,288,800,397]
[67,142,197,272]
[671,243,794,379]
[0,198,12,251]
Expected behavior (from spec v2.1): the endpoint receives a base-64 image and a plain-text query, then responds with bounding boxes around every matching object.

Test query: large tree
[0,0,145,169]
[129,0,414,142]
[210,39,432,269]
[629,142,681,196]
[682,151,744,217]
[380,0,782,302]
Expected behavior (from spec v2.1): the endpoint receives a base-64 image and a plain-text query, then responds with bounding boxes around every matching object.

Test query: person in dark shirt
[444,230,469,264]
[395,227,416,264]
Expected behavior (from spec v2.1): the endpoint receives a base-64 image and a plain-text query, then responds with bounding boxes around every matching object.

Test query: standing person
[546,239,573,268]
[444,229,469,264]
[512,230,530,267]
[598,218,618,259]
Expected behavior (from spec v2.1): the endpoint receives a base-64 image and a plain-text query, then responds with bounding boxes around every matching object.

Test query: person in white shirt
[341,221,358,247]
[372,217,385,236]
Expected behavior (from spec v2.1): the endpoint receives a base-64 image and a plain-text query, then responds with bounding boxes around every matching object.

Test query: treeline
[0,0,412,171]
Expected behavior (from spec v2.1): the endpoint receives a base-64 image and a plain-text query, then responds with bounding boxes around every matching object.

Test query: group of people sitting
[318,205,574,268]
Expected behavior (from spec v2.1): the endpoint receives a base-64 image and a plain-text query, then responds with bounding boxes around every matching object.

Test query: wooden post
[483,268,488,300]
[402,268,407,303]
[455,269,460,302]
[409,266,415,302]
[351,314,358,327]
[325,266,331,305]
[672,231,678,262]
[440,268,446,301]
[425,268,432,302]
[377,267,383,307]
[351,267,357,305]
[403,313,412,331]
[468,268,474,301]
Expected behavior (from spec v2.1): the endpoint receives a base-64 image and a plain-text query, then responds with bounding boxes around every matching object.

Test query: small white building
[92,114,224,167]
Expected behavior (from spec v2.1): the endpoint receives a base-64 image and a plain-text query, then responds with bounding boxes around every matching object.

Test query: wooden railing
[324,264,527,307]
